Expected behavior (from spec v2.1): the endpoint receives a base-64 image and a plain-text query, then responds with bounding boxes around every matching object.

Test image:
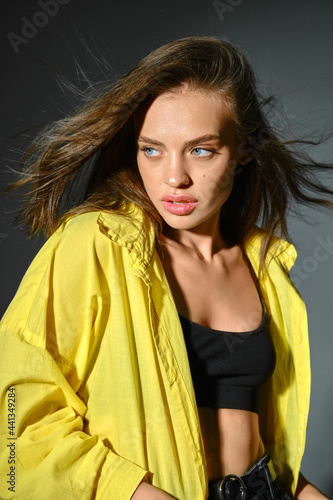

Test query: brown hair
[7,35,333,262]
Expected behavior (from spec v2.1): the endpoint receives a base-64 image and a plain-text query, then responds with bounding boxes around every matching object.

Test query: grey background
[1,0,332,495]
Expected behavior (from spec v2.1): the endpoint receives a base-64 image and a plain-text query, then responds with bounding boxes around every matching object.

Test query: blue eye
[192,148,212,157]
[142,147,159,157]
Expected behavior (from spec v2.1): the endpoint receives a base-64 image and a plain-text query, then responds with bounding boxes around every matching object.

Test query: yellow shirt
[0,205,310,499]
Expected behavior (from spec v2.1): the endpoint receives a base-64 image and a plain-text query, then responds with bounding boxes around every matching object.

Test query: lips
[162,194,198,215]
[162,195,197,203]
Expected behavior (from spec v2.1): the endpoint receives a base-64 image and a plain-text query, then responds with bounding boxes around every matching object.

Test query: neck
[161,217,230,261]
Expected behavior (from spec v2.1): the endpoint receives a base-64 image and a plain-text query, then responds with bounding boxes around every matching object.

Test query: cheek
[201,164,236,200]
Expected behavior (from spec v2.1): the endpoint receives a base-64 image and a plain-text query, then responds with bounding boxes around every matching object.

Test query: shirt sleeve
[0,214,148,500]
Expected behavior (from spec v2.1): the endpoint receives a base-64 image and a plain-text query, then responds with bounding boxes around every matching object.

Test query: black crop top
[179,288,276,413]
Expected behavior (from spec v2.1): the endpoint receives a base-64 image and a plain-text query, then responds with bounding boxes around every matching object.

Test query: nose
[164,155,190,188]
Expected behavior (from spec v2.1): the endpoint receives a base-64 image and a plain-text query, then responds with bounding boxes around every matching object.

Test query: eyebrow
[137,134,223,149]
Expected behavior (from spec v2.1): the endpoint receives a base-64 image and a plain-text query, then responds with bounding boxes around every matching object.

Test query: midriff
[198,407,265,480]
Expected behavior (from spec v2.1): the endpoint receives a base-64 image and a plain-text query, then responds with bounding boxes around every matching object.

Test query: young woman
[0,36,332,500]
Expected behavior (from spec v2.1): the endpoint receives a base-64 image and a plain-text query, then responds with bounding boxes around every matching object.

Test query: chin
[161,214,214,232]
[159,204,221,230]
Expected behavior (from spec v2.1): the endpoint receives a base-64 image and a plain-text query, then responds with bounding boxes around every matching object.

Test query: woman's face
[136,87,243,234]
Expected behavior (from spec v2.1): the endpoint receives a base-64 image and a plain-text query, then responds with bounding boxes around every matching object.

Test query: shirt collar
[245,228,297,273]
[97,203,156,278]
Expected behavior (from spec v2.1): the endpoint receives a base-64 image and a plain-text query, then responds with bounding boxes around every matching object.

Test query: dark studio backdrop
[0,0,332,495]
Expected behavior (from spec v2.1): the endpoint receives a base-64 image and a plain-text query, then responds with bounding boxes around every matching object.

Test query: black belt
[208,454,277,500]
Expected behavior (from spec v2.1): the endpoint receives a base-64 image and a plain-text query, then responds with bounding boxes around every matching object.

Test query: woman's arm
[0,328,148,499]
[0,215,148,499]
[295,473,329,500]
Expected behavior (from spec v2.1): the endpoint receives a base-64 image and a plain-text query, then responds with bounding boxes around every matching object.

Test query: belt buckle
[219,474,247,500]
